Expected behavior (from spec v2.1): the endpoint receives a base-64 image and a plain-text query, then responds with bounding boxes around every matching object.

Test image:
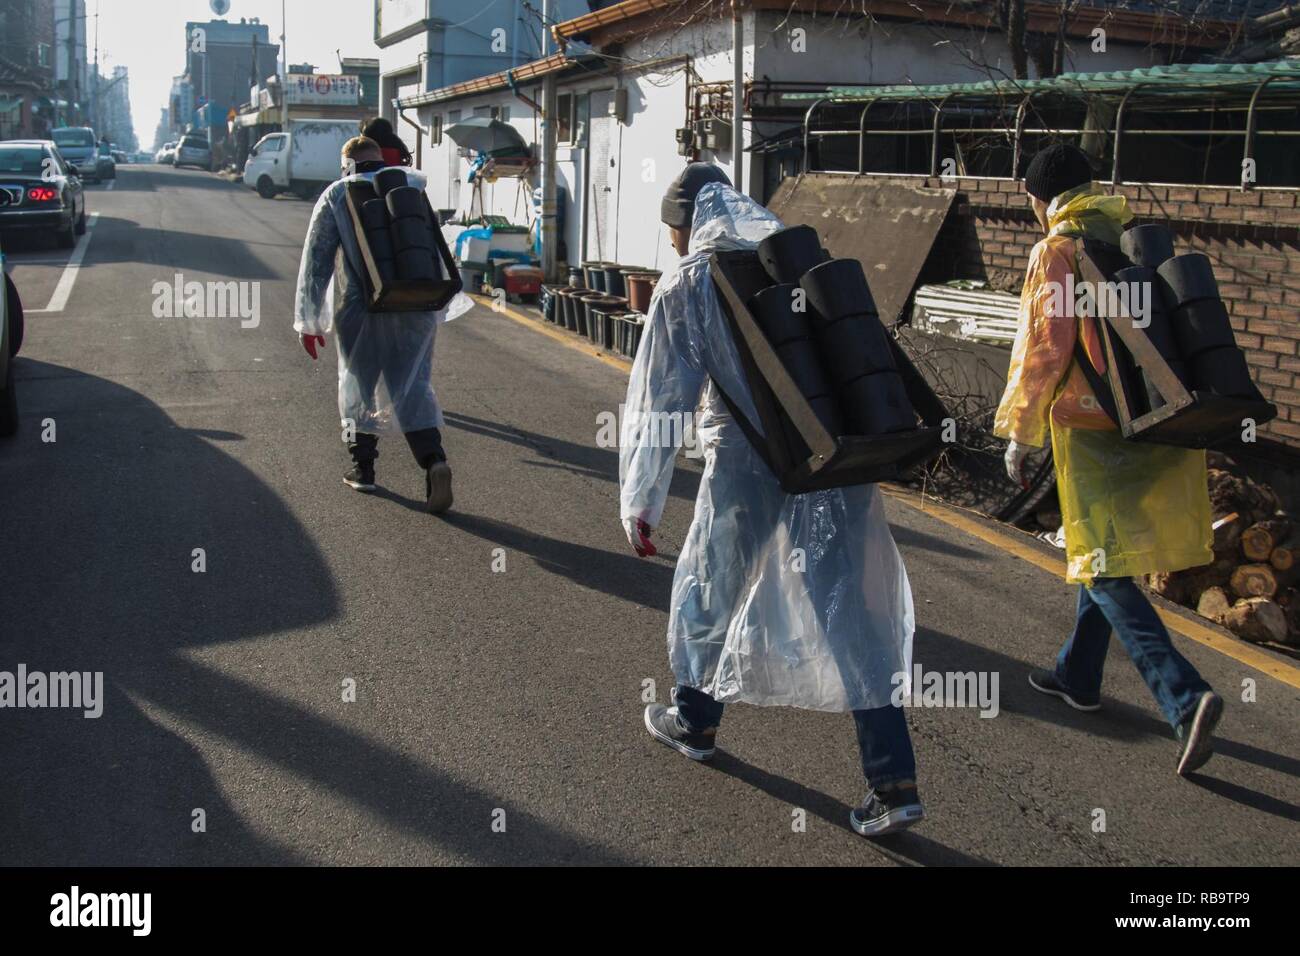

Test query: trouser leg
[674,684,724,733]
[1054,584,1112,697]
[1081,577,1212,729]
[852,705,916,789]
[348,432,379,466]
[404,426,446,468]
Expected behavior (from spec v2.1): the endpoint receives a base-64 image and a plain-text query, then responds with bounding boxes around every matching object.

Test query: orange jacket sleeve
[994,236,1078,449]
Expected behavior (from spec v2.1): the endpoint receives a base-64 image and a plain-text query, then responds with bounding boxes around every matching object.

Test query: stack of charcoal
[1146,457,1300,647]
[353,167,442,283]
[1120,224,1262,412]
[747,225,916,456]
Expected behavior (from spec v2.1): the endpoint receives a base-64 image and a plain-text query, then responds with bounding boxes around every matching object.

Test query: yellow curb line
[474,291,1300,689]
[471,293,634,373]
[882,486,1300,689]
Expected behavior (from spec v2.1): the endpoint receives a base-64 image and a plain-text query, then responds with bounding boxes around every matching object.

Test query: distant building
[372,0,590,154]
[52,0,87,126]
[340,56,380,112]
[183,17,280,145]
[0,0,56,137]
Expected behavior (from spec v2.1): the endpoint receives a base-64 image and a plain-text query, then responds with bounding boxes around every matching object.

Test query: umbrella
[443,117,528,155]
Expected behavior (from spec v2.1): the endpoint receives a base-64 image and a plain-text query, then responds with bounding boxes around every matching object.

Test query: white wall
[407,12,1171,281]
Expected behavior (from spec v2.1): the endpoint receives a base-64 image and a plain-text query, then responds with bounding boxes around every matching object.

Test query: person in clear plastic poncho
[294,135,453,513]
[995,144,1222,776]
[620,166,924,837]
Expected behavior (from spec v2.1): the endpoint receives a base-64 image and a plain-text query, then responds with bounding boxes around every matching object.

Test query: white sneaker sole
[643,706,715,761]
[1176,693,1223,777]
[850,804,924,837]
[1027,672,1101,712]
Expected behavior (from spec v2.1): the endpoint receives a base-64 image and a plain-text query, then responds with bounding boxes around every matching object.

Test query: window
[260,135,286,153]
[492,105,511,122]
[52,128,95,148]
[37,44,50,68]
[557,94,573,145]
[430,114,443,146]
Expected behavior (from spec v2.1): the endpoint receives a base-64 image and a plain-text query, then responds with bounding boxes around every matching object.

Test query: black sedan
[0,140,87,249]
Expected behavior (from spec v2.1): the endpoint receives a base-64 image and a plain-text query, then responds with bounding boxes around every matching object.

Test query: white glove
[622,516,657,557]
[1004,440,1030,487]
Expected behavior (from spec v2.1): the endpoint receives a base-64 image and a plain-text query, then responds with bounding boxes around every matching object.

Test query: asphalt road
[1,164,1296,866]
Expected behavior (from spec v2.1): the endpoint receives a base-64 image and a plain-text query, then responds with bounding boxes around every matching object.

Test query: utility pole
[540,0,558,283]
[731,0,744,195]
[91,0,99,133]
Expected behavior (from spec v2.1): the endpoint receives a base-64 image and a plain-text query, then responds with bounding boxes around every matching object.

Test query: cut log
[1270,535,1299,572]
[1230,563,1278,599]
[1211,512,1242,557]
[1146,572,1187,605]
[1207,468,1280,526]
[1196,586,1232,624]
[1241,515,1292,562]
[1222,597,1288,644]
[1175,557,1237,604]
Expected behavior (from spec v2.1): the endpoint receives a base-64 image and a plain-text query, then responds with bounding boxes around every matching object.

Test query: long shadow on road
[0,360,627,864]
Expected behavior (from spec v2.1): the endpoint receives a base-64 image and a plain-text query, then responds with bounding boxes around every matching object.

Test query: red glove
[301,333,326,360]
[623,517,657,558]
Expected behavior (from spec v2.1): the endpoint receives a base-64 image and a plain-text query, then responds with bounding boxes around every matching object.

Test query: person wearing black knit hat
[993,144,1223,776]
[620,167,926,838]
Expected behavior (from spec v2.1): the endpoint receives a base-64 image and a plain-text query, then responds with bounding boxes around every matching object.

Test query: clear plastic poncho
[619,183,914,712]
[294,167,446,435]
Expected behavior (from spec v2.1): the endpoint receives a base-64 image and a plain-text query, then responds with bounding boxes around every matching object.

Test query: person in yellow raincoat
[995,144,1223,776]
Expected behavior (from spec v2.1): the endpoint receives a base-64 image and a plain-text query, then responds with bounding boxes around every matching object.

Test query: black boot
[344,432,378,492]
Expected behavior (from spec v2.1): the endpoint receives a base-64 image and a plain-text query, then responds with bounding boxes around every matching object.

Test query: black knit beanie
[661,163,732,228]
[1024,144,1094,202]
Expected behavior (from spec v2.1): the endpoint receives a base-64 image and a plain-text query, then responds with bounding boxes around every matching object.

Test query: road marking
[468,293,634,373]
[883,486,1300,689]
[105,180,115,191]
[26,212,99,313]
[490,289,1300,688]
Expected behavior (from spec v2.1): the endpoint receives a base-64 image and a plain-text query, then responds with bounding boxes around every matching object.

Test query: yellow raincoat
[994,185,1212,584]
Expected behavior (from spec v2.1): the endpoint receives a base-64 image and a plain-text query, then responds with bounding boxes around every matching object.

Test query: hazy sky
[94,0,375,145]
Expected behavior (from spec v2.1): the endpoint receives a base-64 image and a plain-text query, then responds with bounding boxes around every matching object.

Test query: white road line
[26,212,99,314]
[105,180,115,191]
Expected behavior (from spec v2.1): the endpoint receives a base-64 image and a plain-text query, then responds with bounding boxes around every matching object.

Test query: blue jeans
[1056,577,1211,729]
[674,685,917,789]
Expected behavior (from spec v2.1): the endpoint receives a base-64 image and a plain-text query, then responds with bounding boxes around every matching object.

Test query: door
[586,91,615,262]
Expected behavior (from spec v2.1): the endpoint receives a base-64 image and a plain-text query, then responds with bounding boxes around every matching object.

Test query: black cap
[661,163,732,228]
[1023,144,1094,202]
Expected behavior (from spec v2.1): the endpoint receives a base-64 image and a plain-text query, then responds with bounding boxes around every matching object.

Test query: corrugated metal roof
[794,58,1300,101]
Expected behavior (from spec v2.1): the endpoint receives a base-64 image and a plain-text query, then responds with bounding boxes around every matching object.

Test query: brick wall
[874,174,1300,447]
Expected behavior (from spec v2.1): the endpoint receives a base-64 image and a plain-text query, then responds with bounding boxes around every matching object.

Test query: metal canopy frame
[795,62,1300,190]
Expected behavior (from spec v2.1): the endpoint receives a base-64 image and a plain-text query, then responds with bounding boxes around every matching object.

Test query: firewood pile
[1145,461,1300,648]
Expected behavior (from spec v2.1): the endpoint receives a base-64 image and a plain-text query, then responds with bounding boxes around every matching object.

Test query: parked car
[155,142,176,164]
[173,135,213,171]
[1,239,22,436]
[51,126,100,182]
[0,140,87,248]
[243,120,356,199]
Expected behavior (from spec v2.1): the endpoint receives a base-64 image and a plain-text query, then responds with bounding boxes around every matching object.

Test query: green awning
[790,59,1300,103]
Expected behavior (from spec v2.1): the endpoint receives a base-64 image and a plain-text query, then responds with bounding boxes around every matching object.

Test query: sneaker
[1028,668,1101,712]
[643,703,716,761]
[850,782,924,837]
[1175,691,1223,777]
[343,464,376,492]
[425,460,453,514]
